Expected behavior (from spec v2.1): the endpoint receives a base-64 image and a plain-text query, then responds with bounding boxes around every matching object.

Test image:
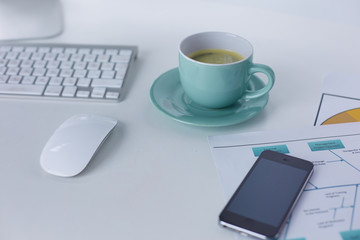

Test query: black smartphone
[219,150,314,239]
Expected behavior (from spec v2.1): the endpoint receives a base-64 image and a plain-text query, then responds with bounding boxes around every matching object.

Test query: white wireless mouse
[40,114,117,177]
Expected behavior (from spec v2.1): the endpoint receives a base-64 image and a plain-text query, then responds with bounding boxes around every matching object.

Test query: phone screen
[219,150,314,239]
[227,158,308,227]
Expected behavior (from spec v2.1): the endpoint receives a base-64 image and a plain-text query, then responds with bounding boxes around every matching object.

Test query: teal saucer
[150,68,269,127]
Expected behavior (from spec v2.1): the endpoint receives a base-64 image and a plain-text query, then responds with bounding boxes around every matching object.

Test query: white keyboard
[0,43,137,102]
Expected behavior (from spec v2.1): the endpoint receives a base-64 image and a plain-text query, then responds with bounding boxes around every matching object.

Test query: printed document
[209,123,360,240]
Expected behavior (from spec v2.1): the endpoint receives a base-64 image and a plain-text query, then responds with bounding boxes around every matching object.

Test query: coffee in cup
[188,48,244,64]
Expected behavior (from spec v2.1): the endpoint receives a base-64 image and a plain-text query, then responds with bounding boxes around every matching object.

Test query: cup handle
[243,63,275,99]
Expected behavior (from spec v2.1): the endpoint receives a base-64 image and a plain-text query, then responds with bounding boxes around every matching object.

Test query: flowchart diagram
[276,137,360,240]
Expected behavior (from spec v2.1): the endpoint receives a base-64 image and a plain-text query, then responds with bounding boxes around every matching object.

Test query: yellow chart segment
[322,108,360,125]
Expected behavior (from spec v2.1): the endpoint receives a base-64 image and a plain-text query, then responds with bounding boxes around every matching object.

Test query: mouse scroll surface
[40,114,117,177]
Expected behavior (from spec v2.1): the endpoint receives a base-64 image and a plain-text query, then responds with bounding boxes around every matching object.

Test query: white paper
[314,72,360,126]
[209,123,360,240]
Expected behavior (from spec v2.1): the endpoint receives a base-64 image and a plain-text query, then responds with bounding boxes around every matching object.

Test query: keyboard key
[57,53,70,61]
[31,52,44,60]
[20,60,34,68]
[60,61,74,69]
[63,77,77,86]
[44,85,63,96]
[115,69,127,79]
[105,91,120,99]
[5,52,19,60]
[87,62,100,70]
[83,54,97,62]
[73,69,87,78]
[46,69,60,77]
[0,84,45,95]
[70,53,83,61]
[77,78,91,87]
[44,53,57,61]
[101,62,114,70]
[47,61,61,69]
[87,70,101,78]
[33,68,46,76]
[7,67,20,75]
[120,50,132,56]
[106,49,118,55]
[8,76,22,84]
[0,59,7,66]
[91,87,106,98]
[76,90,90,98]
[0,75,9,83]
[111,55,130,63]
[19,68,33,76]
[101,70,115,78]
[0,66,6,74]
[97,55,110,62]
[49,77,63,85]
[35,76,49,85]
[18,52,31,60]
[62,86,77,97]
[22,76,36,84]
[7,59,21,67]
[73,61,87,69]
[92,79,123,88]
[59,69,73,77]
[51,47,64,53]
[34,60,47,68]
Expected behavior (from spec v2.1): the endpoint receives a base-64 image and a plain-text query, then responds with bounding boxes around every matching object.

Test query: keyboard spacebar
[0,84,45,95]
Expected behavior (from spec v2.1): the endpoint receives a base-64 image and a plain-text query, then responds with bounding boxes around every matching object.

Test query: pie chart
[322,108,360,125]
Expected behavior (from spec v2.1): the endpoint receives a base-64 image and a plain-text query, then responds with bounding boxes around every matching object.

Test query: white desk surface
[1,0,360,239]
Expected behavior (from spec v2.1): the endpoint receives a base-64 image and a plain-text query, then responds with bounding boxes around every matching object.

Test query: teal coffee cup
[179,32,275,109]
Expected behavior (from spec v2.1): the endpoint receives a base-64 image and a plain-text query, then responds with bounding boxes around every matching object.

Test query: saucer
[150,68,269,127]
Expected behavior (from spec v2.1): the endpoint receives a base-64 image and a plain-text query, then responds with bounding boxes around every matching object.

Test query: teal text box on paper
[308,139,345,152]
[252,145,289,157]
[340,229,360,240]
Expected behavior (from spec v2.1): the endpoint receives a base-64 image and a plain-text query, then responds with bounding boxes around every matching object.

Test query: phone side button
[240,232,249,237]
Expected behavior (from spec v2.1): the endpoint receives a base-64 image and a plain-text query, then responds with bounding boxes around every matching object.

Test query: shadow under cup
[179,32,274,109]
